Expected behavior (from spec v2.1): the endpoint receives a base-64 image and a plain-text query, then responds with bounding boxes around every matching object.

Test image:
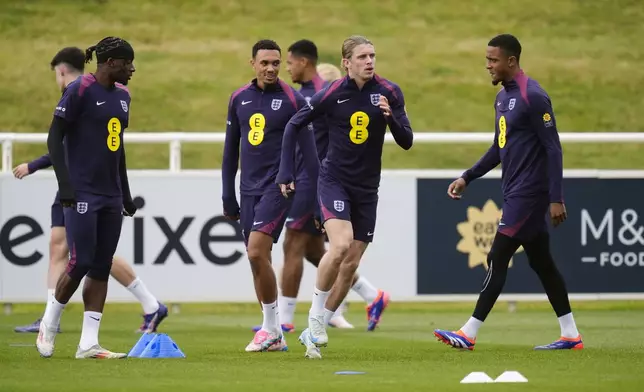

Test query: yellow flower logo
[543,113,551,122]
[456,199,523,270]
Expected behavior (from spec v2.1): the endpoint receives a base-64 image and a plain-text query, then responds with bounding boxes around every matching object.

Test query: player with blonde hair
[277,35,413,358]
[256,40,389,336]
[316,63,342,81]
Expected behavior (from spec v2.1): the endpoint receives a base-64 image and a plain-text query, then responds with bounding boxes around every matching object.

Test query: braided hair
[84,36,134,64]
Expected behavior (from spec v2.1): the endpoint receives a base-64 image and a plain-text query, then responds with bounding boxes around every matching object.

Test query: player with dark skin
[38,36,137,359]
[448,44,567,227]
[14,47,166,336]
[435,34,581,351]
[222,40,311,352]
[52,44,136,317]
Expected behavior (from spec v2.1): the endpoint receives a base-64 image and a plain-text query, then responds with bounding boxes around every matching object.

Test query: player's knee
[485,252,508,273]
[283,230,307,259]
[87,259,113,282]
[329,236,351,261]
[247,244,269,266]
[66,260,89,282]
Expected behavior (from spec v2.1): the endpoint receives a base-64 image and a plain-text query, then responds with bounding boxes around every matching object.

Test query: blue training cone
[139,333,186,358]
[128,333,157,358]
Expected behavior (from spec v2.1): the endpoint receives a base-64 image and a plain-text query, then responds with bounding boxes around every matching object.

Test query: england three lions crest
[76,202,88,214]
[370,94,381,106]
[120,100,129,113]
[508,98,516,111]
[271,99,282,111]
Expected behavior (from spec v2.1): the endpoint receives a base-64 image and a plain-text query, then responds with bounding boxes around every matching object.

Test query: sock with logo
[261,301,279,333]
[42,289,56,318]
[472,232,521,322]
[79,311,102,350]
[278,295,297,325]
[310,287,329,319]
[351,276,379,303]
[42,296,65,330]
[126,278,159,315]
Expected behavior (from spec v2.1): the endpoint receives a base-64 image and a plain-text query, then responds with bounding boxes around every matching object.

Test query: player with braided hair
[37,36,137,359]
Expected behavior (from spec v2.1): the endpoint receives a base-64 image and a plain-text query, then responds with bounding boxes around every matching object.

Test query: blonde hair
[316,63,342,82]
[341,35,373,72]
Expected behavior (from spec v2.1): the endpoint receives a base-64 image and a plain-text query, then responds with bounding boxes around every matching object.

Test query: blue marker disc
[335,371,366,375]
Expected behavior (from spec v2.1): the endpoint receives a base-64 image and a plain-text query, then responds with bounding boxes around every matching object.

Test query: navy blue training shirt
[53,74,130,197]
[278,74,413,193]
[462,70,564,202]
[222,78,310,199]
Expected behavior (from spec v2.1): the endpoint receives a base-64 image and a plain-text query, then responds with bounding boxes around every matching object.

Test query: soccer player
[13,159,167,334]
[268,39,389,333]
[37,37,138,359]
[433,34,583,351]
[276,35,413,358]
[222,39,313,352]
[14,47,167,336]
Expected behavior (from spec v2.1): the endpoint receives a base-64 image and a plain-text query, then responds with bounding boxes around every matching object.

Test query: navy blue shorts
[285,181,322,236]
[240,185,293,247]
[318,172,378,243]
[498,196,549,241]
[64,192,123,277]
[51,202,65,228]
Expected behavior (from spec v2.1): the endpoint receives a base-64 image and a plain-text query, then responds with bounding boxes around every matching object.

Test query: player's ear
[508,56,517,69]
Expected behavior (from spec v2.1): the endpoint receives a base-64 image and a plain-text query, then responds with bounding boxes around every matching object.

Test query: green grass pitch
[1,301,643,391]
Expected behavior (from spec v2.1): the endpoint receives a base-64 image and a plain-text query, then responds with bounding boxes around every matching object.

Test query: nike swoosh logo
[89,316,101,321]
[241,100,252,105]
[337,99,350,104]
[96,101,106,106]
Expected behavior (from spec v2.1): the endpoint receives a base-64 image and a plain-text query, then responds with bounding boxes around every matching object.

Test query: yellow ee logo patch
[107,118,121,152]
[349,111,369,144]
[498,115,507,148]
[248,113,266,146]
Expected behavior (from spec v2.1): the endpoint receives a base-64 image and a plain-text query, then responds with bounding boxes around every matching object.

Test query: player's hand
[314,218,325,234]
[223,197,240,221]
[123,199,137,217]
[550,202,567,227]
[447,178,467,199]
[378,95,392,117]
[313,210,325,234]
[13,163,30,179]
[279,182,295,198]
